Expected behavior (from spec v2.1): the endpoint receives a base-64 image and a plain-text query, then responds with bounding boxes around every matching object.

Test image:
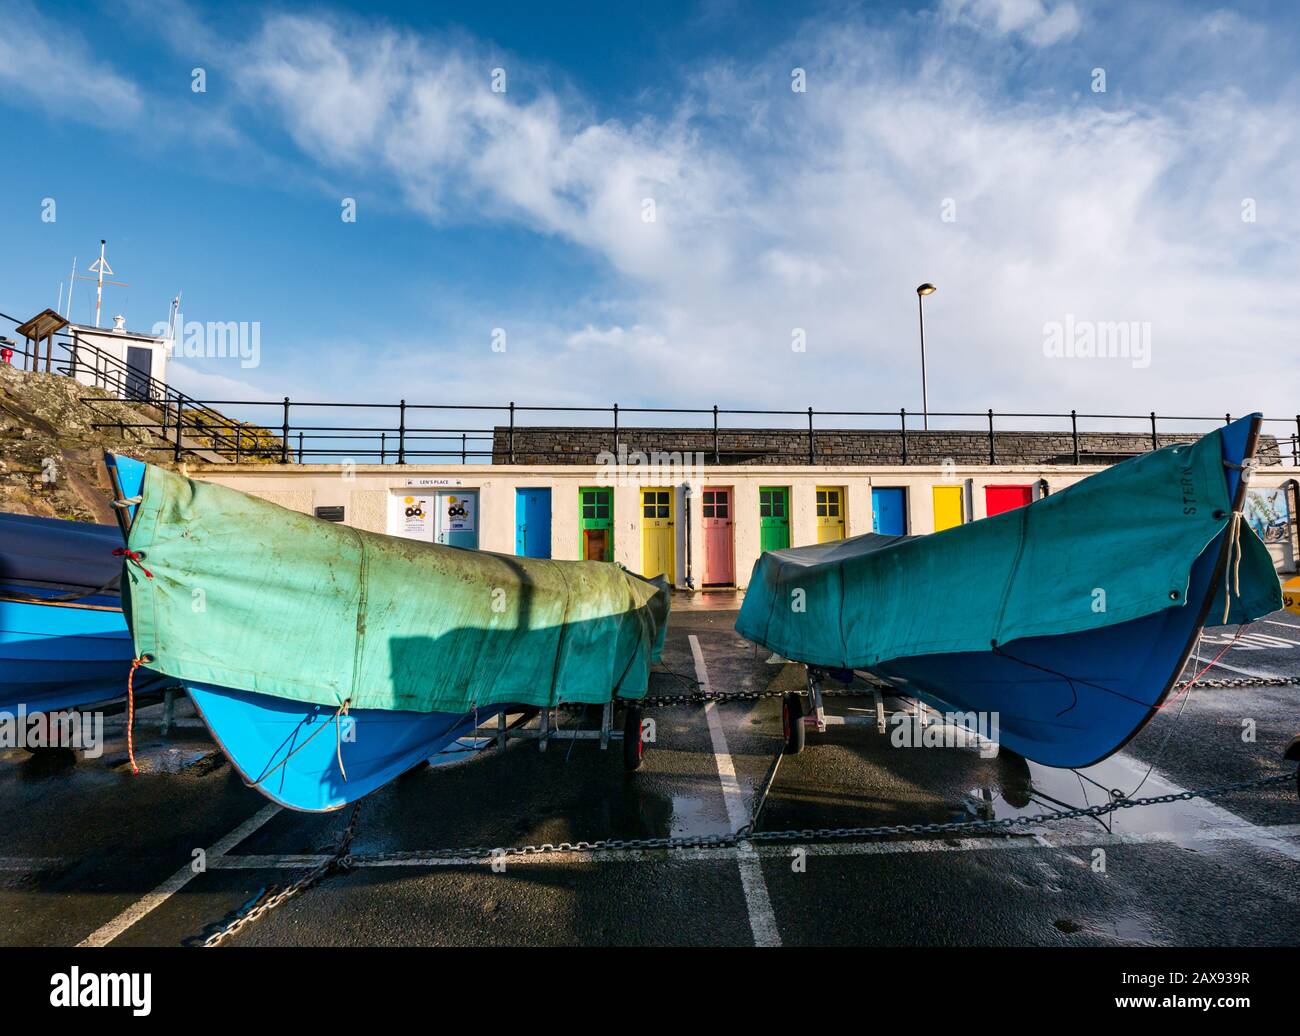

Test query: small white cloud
[943,0,1082,47]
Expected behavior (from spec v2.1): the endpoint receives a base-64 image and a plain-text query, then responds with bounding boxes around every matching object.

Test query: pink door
[702,487,734,585]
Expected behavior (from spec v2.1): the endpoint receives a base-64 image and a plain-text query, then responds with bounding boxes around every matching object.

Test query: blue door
[515,488,552,557]
[871,487,907,535]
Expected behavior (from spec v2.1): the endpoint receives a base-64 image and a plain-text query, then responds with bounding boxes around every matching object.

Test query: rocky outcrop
[0,364,175,522]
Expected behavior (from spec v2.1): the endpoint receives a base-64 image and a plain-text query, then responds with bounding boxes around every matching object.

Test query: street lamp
[915,283,936,431]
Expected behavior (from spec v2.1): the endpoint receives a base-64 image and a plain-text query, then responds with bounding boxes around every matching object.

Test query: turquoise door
[871,487,906,535]
[436,490,479,549]
[515,488,552,557]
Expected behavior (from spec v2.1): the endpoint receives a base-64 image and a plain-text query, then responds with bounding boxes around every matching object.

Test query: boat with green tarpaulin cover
[736,414,1282,767]
[105,453,670,811]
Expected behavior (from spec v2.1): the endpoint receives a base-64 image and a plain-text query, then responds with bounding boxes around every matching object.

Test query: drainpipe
[682,481,694,590]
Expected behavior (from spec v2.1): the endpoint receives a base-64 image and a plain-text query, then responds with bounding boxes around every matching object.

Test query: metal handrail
[3,310,1297,468]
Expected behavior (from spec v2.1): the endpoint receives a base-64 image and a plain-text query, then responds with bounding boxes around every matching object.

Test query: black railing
[0,311,278,464]
[3,310,1299,468]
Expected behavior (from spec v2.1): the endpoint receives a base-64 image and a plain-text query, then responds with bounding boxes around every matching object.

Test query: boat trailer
[781,666,894,755]
[455,701,649,772]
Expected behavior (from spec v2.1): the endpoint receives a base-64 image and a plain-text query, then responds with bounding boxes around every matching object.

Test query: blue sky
[1,0,1297,422]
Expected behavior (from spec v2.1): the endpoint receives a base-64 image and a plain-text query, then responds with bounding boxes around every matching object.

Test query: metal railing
[3,310,1298,468]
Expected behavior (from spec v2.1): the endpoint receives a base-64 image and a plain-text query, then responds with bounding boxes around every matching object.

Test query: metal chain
[195,674,1297,943]
[346,770,1295,864]
[1190,675,1300,688]
[201,802,360,948]
[634,674,1300,708]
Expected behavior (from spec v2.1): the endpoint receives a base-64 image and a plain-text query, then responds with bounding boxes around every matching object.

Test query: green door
[759,486,790,552]
[579,487,614,561]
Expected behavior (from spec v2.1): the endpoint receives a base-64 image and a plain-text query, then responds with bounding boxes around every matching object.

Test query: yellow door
[932,485,964,532]
[640,488,675,582]
[815,486,846,542]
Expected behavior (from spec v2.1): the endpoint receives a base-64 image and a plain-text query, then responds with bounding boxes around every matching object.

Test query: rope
[112,547,153,580]
[251,699,352,788]
[1222,511,1243,625]
[335,701,350,782]
[125,655,153,775]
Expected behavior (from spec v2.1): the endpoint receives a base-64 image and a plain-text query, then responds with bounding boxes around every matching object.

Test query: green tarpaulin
[123,467,670,713]
[736,429,1281,668]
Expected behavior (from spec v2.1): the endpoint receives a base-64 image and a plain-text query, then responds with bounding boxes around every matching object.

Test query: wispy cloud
[0,0,143,123]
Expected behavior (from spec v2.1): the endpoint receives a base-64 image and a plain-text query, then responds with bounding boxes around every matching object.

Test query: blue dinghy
[737,415,1283,768]
[109,454,669,812]
[0,505,162,715]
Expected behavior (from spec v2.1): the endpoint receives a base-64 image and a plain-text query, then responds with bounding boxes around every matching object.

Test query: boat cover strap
[122,466,670,712]
[736,427,1281,669]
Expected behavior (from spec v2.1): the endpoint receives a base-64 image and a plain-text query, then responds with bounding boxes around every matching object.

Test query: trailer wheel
[782,693,805,755]
[623,706,645,772]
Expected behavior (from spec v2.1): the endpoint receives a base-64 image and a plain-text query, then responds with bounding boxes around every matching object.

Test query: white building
[68,316,172,400]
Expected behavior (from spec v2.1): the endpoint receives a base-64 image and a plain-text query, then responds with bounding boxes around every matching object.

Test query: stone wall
[490,425,1285,467]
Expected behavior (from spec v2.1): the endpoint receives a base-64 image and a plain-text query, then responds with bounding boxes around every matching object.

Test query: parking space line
[193,821,1300,870]
[77,803,281,947]
[1262,619,1300,630]
[1105,753,1300,863]
[1191,654,1281,679]
[690,633,781,948]
[0,857,67,873]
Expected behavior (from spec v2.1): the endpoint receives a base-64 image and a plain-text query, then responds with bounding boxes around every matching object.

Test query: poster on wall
[442,493,476,533]
[1244,487,1292,545]
[400,495,432,538]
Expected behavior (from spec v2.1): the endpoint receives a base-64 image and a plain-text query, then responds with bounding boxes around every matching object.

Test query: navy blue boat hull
[0,506,159,715]
[866,415,1260,768]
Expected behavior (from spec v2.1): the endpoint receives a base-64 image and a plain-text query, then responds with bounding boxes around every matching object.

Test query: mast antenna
[78,239,129,328]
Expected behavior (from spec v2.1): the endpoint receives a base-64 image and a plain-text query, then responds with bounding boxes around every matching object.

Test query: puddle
[965,749,1254,846]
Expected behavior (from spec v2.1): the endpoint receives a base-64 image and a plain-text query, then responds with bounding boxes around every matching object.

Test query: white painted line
[0,857,67,873]
[760,822,1300,859]
[208,853,329,869]
[77,803,282,947]
[690,633,781,948]
[1191,654,1281,680]
[205,822,1300,869]
[1104,753,1300,863]
[1261,619,1300,630]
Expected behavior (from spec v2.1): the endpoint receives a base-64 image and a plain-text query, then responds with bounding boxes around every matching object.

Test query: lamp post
[915,283,936,431]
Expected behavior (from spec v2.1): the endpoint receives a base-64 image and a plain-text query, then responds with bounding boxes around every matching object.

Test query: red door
[984,484,1033,517]
[702,487,734,585]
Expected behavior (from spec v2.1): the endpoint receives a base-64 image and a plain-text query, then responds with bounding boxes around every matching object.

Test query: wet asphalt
[1,598,1297,947]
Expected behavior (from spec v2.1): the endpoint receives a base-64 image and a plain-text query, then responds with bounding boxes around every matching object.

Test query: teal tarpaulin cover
[736,429,1281,668]
[123,466,670,713]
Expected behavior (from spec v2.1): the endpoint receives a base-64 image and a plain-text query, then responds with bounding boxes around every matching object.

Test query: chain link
[348,770,1295,864]
[196,670,1298,944]
[201,802,360,948]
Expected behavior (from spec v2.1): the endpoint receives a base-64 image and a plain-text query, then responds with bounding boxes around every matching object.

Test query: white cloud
[216,7,1298,420]
[0,0,143,123]
[942,0,1082,46]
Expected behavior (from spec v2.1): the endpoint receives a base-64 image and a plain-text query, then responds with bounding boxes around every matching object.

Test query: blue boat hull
[0,589,143,714]
[108,451,504,810]
[0,498,164,714]
[186,681,505,812]
[867,415,1259,768]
